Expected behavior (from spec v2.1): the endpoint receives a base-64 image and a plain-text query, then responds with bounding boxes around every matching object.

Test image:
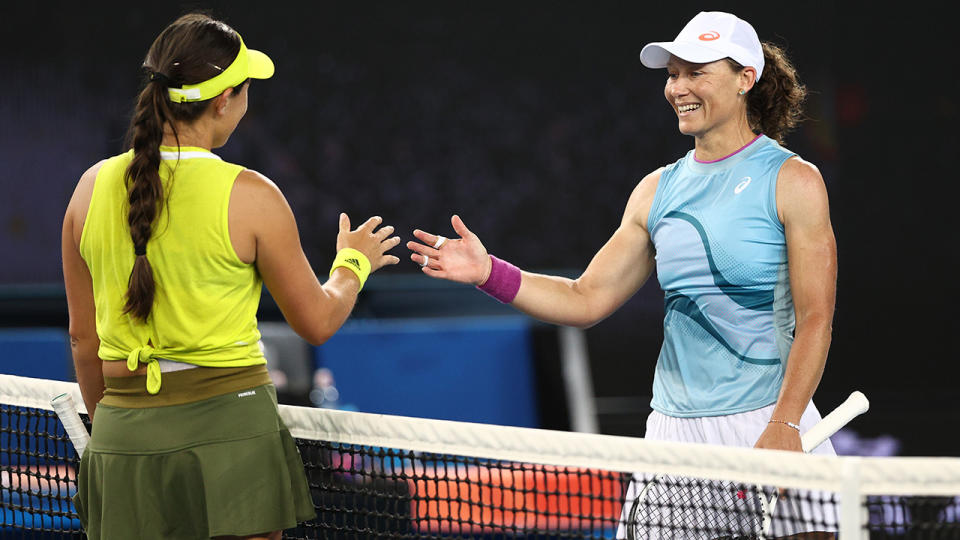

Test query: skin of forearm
[511,272,602,329]
[303,268,361,345]
[71,338,104,420]
[771,315,832,422]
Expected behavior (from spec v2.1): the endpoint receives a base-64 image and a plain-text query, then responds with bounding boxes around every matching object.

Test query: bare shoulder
[230,169,298,229]
[234,168,282,197]
[635,167,665,197]
[72,160,107,205]
[232,169,291,213]
[65,160,107,241]
[624,167,665,229]
[776,156,830,224]
[228,170,298,263]
[779,155,824,188]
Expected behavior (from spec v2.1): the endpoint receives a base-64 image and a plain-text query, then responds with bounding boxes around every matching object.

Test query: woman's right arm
[230,170,400,345]
[408,169,662,328]
[62,161,105,418]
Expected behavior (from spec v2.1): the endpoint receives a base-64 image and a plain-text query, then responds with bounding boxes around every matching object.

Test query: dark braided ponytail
[122,13,241,321]
[123,83,166,320]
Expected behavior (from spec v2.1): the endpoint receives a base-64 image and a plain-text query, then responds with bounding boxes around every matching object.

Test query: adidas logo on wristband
[330,248,370,292]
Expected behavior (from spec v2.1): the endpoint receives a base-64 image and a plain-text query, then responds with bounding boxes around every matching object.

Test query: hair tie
[148,71,171,85]
[134,245,147,256]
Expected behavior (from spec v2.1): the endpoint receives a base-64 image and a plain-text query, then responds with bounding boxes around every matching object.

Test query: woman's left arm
[754,157,837,452]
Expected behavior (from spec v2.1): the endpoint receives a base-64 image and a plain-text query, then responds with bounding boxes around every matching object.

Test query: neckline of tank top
[158,146,222,161]
[692,133,764,164]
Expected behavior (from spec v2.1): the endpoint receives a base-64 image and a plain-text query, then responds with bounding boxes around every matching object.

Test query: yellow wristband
[329,248,371,291]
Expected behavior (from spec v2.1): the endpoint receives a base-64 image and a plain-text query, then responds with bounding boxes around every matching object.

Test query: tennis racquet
[51,392,90,458]
[627,391,870,540]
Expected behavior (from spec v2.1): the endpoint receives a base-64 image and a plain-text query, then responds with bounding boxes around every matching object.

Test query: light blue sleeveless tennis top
[647,135,796,417]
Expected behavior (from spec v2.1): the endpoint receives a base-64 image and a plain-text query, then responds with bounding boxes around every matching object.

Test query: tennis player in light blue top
[408,11,837,456]
[646,131,800,418]
[410,10,838,536]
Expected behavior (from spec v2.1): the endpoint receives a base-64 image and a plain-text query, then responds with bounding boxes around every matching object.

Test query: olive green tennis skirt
[74,383,315,539]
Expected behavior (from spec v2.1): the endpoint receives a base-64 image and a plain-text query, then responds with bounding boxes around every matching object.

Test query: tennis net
[3,373,960,539]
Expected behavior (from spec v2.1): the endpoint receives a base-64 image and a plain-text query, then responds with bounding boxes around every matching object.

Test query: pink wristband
[477,255,521,303]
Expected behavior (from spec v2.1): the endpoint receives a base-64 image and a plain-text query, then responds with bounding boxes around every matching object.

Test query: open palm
[407,215,492,285]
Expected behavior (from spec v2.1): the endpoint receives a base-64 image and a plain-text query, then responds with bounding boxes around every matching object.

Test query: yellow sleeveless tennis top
[80,146,265,394]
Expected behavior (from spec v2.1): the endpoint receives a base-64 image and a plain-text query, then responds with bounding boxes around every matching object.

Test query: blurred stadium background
[0,2,952,456]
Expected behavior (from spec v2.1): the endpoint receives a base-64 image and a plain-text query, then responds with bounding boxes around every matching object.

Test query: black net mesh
[1,404,85,539]
[287,440,628,539]
[3,392,960,539]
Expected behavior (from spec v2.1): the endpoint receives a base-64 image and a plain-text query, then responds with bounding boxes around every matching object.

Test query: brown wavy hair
[123,13,241,321]
[730,42,807,144]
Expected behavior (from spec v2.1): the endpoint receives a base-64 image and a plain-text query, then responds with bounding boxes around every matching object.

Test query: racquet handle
[800,391,869,453]
[759,391,869,538]
[51,392,90,458]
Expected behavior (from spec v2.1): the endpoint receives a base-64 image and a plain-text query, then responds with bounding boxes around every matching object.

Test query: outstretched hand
[336,213,401,273]
[407,215,492,285]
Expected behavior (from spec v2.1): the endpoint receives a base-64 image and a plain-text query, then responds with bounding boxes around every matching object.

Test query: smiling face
[664,57,754,139]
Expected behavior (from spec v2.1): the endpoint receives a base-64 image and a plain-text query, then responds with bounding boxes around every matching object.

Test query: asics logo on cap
[639,12,765,81]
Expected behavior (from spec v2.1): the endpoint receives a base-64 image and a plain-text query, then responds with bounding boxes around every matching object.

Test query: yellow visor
[168,36,274,103]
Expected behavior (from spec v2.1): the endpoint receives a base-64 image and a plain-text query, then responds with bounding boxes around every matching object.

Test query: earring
[738,89,746,96]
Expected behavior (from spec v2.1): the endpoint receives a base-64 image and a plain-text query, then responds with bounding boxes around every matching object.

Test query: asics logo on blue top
[734,176,752,194]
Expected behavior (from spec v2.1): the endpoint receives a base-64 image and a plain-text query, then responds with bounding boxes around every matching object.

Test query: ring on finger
[433,236,447,249]
[420,255,430,268]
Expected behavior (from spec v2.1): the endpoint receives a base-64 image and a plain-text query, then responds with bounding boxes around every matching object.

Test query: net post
[839,456,865,539]
[558,326,599,433]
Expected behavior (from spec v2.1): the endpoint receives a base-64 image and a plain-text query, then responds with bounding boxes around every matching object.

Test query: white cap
[640,11,764,80]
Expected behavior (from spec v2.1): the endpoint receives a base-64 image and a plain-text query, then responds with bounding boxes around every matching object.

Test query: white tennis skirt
[616,401,838,539]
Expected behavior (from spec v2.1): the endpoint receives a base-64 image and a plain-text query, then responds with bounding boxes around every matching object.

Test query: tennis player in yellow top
[61,13,400,540]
